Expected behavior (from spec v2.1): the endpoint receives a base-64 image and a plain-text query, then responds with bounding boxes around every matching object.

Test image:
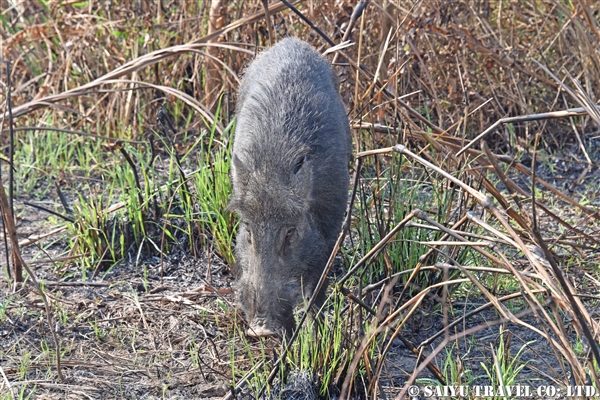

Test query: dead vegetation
[1,0,599,399]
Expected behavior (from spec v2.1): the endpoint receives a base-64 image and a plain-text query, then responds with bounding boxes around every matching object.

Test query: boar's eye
[292,156,306,174]
[282,227,297,255]
[285,227,297,244]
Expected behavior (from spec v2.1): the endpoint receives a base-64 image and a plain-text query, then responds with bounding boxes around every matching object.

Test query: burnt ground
[1,139,599,399]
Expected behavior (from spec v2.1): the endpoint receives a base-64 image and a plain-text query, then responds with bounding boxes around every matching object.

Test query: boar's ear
[228,154,249,213]
[231,153,249,186]
[292,155,313,202]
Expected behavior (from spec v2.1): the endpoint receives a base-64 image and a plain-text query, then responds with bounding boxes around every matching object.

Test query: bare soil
[2,139,599,399]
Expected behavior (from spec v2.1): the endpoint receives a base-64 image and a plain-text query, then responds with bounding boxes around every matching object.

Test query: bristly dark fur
[229,38,352,337]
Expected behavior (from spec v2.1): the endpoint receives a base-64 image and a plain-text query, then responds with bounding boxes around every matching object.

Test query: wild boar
[229,38,351,337]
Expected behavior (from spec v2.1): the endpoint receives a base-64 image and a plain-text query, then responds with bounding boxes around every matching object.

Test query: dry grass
[1,0,599,399]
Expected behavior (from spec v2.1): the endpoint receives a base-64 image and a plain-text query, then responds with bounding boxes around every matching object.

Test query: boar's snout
[236,275,302,338]
[247,318,279,337]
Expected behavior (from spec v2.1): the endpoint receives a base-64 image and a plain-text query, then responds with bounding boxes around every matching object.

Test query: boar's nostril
[247,319,279,337]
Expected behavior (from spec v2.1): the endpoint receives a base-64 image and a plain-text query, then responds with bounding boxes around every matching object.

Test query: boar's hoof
[247,319,279,337]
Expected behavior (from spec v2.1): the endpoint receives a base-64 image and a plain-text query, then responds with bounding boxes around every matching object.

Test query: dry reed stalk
[206,0,227,110]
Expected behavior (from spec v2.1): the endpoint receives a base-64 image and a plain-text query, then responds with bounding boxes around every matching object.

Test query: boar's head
[228,152,328,338]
